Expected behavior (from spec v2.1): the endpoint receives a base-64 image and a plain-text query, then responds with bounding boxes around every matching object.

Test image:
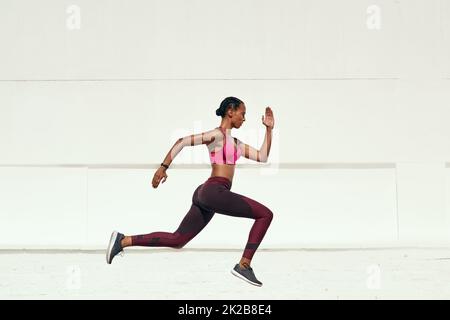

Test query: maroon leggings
[131,176,273,260]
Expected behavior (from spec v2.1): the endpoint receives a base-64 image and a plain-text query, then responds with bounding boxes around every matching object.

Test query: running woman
[106,97,274,286]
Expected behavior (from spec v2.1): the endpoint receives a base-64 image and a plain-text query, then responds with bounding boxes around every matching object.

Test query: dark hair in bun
[215,97,243,117]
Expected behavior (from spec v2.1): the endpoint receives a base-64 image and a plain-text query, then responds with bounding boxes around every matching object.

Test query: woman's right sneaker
[231,264,263,287]
[106,231,125,264]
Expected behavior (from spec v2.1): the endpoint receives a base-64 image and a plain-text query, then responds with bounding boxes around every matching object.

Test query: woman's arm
[161,129,218,168]
[239,127,272,163]
[239,107,274,163]
[152,129,218,188]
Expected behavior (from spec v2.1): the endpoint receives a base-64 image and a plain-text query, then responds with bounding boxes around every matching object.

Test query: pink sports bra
[209,127,242,165]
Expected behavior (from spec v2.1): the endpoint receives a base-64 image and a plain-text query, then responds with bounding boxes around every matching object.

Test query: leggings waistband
[204,176,232,189]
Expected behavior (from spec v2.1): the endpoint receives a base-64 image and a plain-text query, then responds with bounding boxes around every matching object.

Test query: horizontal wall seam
[0,78,400,82]
[0,163,396,169]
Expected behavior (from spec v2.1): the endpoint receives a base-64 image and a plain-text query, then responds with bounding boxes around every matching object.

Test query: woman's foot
[231,264,263,287]
[106,231,125,264]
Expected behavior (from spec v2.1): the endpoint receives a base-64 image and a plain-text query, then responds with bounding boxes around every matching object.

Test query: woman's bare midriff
[210,164,236,182]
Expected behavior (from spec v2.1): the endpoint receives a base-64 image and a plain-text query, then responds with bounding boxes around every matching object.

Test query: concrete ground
[1,248,450,299]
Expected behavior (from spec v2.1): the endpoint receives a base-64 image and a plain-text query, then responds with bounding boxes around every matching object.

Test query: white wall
[1,0,450,248]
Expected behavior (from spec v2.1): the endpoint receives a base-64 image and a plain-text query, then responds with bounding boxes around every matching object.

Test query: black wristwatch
[160,163,169,170]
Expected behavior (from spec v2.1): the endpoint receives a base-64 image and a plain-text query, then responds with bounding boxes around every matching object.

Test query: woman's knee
[265,208,274,222]
[173,232,190,249]
[174,241,187,249]
[256,206,273,222]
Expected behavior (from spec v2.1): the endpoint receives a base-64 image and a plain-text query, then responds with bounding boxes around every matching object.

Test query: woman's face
[232,103,246,128]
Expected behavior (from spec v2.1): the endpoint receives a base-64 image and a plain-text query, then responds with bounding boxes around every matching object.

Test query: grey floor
[1,248,450,299]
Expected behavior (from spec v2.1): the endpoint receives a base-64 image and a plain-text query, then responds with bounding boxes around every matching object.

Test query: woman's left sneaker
[106,231,125,264]
[231,264,263,287]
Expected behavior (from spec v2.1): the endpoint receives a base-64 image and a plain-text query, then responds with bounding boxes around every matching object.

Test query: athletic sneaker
[106,231,125,264]
[231,264,263,287]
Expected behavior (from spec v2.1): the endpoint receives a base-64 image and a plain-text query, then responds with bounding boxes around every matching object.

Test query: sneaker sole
[231,269,262,287]
[106,231,118,264]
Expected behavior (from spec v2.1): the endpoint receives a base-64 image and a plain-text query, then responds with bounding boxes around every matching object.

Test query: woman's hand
[152,167,168,188]
[262,107,274,129]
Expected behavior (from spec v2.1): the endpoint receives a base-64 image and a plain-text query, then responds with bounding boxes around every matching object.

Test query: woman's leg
[123,186,215,249]
[127,203,214,248]
[198,184,273,265]
[237,194,273,266]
